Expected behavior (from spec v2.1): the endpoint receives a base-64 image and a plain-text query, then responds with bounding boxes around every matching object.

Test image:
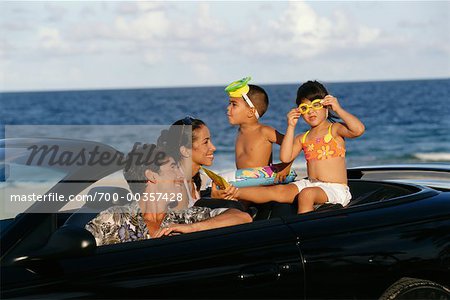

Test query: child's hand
[275,167,290,183]
[272,163,290,183]
[321,95,342,112]
[287,108,302,127]
[211,184,239,200]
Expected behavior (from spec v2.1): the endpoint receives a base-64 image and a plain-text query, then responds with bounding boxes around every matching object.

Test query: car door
[285,192,450,299]
[4,218,304,299]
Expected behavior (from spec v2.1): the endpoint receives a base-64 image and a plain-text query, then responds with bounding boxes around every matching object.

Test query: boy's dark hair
[296,80,339,122]
[247,84,269,117]
[123,144,166,195]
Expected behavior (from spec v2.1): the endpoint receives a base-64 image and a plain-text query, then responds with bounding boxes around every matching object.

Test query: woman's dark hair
[157,117,206,192]
[296,80,339,122]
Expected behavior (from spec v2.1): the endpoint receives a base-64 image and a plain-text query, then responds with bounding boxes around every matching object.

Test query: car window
[1,163,67,220]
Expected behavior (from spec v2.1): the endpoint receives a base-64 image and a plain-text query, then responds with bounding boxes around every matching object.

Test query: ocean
[1,79,449,173]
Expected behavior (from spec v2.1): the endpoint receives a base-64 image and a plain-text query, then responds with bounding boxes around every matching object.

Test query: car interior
[251,179,421,220]
[0,171,428,266]
[57,178,423,231]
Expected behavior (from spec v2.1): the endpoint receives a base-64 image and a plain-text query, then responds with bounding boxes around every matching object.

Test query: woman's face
[192,125,216,167]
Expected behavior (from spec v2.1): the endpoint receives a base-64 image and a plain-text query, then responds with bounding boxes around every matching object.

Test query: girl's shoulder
[330,122,347,144]
[330,122,345,136]
[295,131,310,144]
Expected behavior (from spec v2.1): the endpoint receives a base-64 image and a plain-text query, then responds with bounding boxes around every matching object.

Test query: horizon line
[1,76,449,94]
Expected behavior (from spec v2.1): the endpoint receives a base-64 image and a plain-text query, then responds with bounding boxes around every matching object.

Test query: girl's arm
[261,126,294,183]
[322,95,365,138]
[280,108,303,163]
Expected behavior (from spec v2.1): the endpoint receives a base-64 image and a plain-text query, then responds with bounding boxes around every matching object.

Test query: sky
[1,1,449,92]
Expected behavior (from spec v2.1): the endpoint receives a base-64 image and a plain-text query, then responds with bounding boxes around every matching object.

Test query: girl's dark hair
[296,80,339,122]
[157,117,206,192]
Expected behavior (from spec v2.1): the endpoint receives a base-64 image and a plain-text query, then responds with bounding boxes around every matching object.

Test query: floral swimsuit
[301,124,346,161]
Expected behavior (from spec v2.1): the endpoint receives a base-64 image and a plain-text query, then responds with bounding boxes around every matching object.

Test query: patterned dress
[85,201,227,246]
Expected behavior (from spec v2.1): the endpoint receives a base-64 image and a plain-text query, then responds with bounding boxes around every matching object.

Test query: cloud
[22,4,173,62]
[192,63,217,82]
[45,3,67,23]
[115,10,170,41]
[250,1,381,59]
[168,3,226,51]
[38,27,68,51]
[116,2,165,15]
[1,21,31,31]
[4,2,226,65]
[80,6,97,18]
[61,2,226,66]
[177,51,209,64]
[1,1,448,91]
[143,51,163,65]
[0,39,14,59]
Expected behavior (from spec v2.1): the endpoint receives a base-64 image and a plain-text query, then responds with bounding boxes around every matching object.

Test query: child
[233,80,365,214]
[225,77,292,182]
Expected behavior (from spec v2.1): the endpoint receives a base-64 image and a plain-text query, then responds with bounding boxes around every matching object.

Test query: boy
[225,77,292,182]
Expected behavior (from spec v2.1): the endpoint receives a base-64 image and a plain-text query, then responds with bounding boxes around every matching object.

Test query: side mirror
[13,225,96,266]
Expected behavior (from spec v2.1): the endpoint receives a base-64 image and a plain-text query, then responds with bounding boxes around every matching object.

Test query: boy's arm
[322,95,365,138]
[274,130,284,145]
[261,125,283,144]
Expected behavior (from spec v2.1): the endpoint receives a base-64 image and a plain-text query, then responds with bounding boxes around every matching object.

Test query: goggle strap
[242,93,260,119]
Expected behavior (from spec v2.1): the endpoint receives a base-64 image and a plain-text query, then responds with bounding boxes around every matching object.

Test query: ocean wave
[414,152,450,161]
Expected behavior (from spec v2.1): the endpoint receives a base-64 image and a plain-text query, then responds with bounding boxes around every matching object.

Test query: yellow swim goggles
[298,99,323,115]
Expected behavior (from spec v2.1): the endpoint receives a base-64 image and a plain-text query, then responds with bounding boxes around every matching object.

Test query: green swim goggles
[225,76,260,119]
[225,76,251,94]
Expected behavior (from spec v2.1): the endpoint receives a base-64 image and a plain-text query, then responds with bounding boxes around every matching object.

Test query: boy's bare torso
[235,124,274,169]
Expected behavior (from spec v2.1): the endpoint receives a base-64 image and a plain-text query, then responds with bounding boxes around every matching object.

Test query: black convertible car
[1,139,449,299]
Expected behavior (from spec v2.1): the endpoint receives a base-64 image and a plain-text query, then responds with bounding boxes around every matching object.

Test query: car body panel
[3,220,304,299]
[286,191,450,299]
[348,164,450,191]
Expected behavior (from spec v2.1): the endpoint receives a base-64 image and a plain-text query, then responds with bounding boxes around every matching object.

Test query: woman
[158,117,237,207]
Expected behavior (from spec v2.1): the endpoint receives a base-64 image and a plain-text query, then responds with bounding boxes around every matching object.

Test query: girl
[232,81,364,214]
[280,80,365,213]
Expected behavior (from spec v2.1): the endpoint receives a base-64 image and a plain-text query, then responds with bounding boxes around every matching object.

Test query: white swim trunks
[290,179,352,206]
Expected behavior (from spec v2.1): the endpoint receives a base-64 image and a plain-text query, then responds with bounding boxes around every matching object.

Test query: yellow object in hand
[201,167,230,190]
